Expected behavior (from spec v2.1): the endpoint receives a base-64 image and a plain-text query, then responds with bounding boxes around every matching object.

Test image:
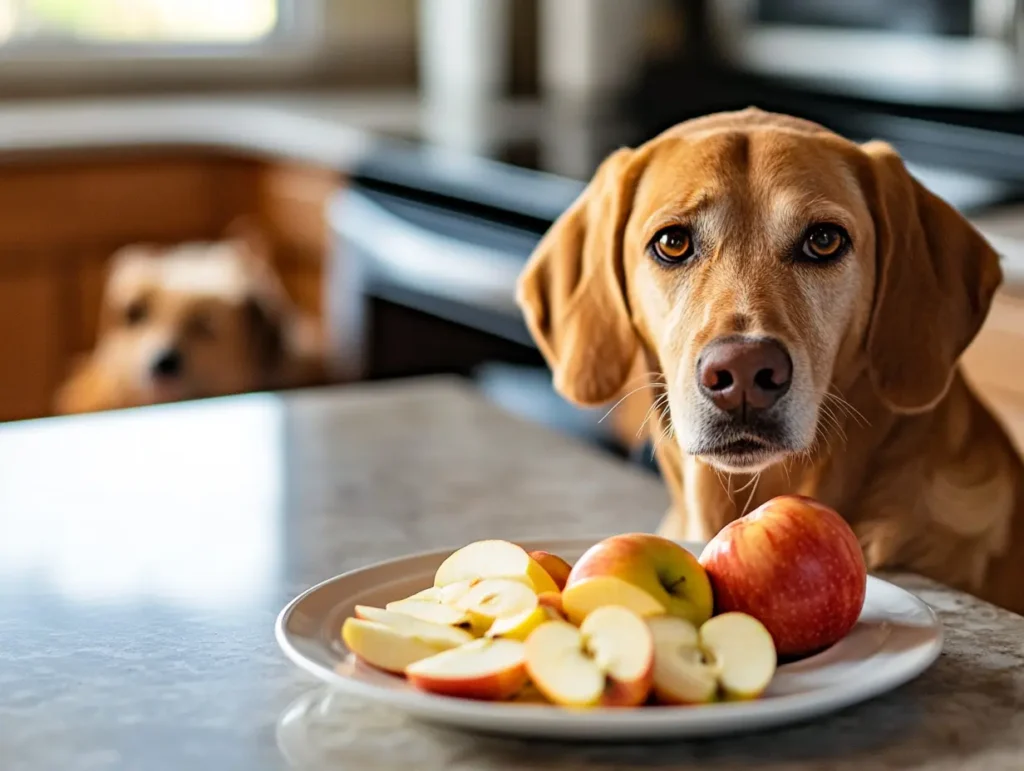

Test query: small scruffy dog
[55,224,324,415]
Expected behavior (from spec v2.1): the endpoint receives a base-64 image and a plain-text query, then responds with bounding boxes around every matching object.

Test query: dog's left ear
[516,147,646,406]
[244,295,285,376]
[861,141,1002,414]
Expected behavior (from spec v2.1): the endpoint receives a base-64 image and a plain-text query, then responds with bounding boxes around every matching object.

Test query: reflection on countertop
[0,378,669,770]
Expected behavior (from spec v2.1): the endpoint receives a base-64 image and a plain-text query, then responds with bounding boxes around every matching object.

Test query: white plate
[275,537,942,741]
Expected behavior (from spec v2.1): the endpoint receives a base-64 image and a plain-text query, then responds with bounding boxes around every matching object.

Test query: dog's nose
[697,337,792,414]
[151,348,183,379]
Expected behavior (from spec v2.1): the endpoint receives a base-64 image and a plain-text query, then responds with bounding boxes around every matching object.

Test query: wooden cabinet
[963,289,1024,453]
[0,152,341,422]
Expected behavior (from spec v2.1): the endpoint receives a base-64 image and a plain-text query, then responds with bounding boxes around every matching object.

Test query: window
[0,1,413,90]
[0,0,305,47]
[0,0,323,78]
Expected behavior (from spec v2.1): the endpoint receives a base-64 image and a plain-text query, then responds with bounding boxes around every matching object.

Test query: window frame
[0,0,331,85]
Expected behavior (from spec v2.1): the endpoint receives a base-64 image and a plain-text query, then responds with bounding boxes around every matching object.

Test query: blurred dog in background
[55,221,325,415]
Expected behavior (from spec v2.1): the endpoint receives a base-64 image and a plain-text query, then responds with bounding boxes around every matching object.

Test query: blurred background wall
[0,0,1022,468]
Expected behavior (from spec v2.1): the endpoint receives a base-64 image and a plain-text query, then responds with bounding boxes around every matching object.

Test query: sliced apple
[454,578,538,620]
[403,579,477,605]
[436,579,479,605]
[701,612,777,700]
[486,606,548,641]
[405,638,528,700]
[648,616,717,705]
[342,618,460,674]
[384,598,472,627]
[382,580,484,633]
[405,586,444,602]
[524,621,605,707]
[561,575,667,626]
[352,606,474,648]
[528,550,573,591]
[525,605,654,708]
[537,591,566,620]
[434,540,559,594]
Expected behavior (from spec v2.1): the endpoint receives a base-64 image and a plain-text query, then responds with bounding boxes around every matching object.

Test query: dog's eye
[186,312,215,340]
[801,224,849,262]
[124,299,148,326]
[650,226,694,265]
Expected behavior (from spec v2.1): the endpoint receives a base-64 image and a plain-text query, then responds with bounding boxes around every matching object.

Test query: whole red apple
[698,495,866,657]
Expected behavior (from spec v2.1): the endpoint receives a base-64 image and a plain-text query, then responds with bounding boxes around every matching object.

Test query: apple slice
[382,580,485,632]
[352,606,474,648]
[454,576,537,618]
[486,606,548,641]
[384,598,472,627]
[648,616,717,705]
[405,586,444,602]
[404,579,477,605]
[525,605,654,707]
[701,612,777,700]
[537,591,566,620]
[528,550,573,591]
[434,540,559,594]
[561,575,667,626]
[405,638,528,700]
[341,617,462,675]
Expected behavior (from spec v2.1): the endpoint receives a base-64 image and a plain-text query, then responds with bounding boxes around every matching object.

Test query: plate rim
[275,536,943,738]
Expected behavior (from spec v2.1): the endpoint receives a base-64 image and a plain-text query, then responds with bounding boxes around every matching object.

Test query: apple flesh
[454,578,538,620]
[561,575,667,625]
[648,616,717,705]
[525,605,653,707]
[384,580,484,632]
[563,534,713,626]
[537,591,566,620]
[700,613,777,700]
[648,613,777,704]
[528,551,573,590]
[699,495,867,657]
[405,638,528,700]
[342,611,473,674]
[434,540,559,594]
[384,598,471,627]
[486,606,548,641]
[406,579,478,606]
[352,607,474,648]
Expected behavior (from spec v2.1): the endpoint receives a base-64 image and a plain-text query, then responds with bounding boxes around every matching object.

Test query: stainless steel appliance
[710,0,1024,108]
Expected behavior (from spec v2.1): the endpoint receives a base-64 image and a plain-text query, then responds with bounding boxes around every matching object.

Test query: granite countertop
[2,377,1024,771]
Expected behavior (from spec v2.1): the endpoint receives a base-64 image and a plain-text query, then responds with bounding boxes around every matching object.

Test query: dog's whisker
[598,381,665,424]
[637,393,670,438]
[649,407,675,460]
[711,465,729,497]
[741,471,762,516]
[818,402,848,445]
[825,389,870,428]
[733,471,760,496]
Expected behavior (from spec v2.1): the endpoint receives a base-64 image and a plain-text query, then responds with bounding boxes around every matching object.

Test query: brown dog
[55,225,324,415]
[518,108,1024,613]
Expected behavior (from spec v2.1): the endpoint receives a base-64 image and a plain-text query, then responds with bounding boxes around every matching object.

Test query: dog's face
[96,240,285,405]
[625,128,874,471]
[518,109,1002,473]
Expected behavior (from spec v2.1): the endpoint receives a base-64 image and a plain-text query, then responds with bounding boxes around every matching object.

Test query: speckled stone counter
[2,377,1023,771]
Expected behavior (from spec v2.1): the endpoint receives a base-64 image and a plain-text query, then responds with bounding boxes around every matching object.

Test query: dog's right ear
[861,141,1002,413]
[516,148,643,406]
